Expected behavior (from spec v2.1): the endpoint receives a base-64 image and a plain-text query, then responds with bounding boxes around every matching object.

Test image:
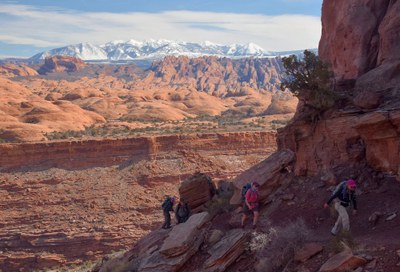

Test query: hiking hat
[347,179,356,189]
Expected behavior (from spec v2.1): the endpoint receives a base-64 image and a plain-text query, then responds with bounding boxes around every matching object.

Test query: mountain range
[30,39,314,62]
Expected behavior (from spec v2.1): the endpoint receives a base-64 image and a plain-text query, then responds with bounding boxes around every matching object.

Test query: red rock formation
[0,63,38,77]
[280,0,400,179]
[319,0,400,82]
[143,56,284,97]
[0,131,277,175]
[38,55,86,74]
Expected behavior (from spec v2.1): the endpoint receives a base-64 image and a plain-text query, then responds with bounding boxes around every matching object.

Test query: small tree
[280,50,335,111]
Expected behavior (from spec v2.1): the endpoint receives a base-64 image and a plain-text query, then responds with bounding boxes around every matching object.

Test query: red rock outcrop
[0,63,38,77]
[280,0,400,179]
[142,56,284,97]
[38,55,86,74]
[319,0,400,82]
[0,131,276,174]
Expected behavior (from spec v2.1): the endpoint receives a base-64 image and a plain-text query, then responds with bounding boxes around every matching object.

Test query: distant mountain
[30,39,316,62]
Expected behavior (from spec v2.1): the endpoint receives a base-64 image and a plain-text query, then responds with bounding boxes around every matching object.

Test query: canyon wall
[0,131,277,177]
[279,0,400,179]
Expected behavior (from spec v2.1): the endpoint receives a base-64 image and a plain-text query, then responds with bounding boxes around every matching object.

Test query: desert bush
[280,50,336,111]
[204,187,234,218]
[251,218,312,272]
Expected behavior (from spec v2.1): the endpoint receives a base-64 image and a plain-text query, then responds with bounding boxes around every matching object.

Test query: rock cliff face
[280,0,400,179]
[38,56,86,74]
[319,0,400,82]
[0,132,276,175]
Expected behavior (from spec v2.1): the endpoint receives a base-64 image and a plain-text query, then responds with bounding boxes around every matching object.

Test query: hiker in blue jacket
[161,196,175,229]
[324,179,357,235]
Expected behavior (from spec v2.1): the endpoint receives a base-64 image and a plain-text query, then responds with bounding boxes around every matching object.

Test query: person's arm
[324,190,340,208]
[245,190,251,209]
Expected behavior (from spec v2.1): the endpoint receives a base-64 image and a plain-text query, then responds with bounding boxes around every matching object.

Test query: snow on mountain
[30,39,314,62]
[31,42,108,61]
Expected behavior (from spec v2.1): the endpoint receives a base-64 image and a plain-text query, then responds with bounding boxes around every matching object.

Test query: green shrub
[281,50,336,111]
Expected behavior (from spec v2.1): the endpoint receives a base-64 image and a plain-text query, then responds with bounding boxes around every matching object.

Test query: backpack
[241,183,251,201]
[246,189,258,203]
[332,180,347,197]
[177,204,188,217]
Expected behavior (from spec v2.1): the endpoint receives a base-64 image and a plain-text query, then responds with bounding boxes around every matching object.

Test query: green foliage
[280,50,336,111]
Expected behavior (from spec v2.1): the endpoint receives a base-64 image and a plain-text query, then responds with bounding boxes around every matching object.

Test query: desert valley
[1,0,400,272]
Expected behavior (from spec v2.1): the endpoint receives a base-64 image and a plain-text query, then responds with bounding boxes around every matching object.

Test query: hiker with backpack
[161,196,175,229]
[241,181,260,229]
[175,198,191,224]
[323,179,357,235]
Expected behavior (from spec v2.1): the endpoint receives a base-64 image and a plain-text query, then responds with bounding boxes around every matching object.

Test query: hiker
[175,198,191,224]
[324,179,357,235]
[241,181,260,229]
[161,196,175,229]
[240,182,251,214]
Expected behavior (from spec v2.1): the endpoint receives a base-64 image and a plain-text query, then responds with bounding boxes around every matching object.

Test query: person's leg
[241,204,250,228]
[162,210,168,229]
[166,211,171,228]
[331,202,342,235]
[241,213,247,228]
[338,205,350,232]
[253,210,259,227]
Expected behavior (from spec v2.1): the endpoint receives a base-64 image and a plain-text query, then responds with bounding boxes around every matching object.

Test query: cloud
[0,3,321,53]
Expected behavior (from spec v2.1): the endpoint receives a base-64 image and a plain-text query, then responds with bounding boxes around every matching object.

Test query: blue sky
[0,0,323,58]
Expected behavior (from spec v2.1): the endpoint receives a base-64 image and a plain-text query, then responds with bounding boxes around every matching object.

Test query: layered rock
[144,56,285,96]
[178,172,217,212]
[204,229,250,272]
[230,149,295,205]
[0,131,276,174]
[38,56,86,74]
[319,249,367,272]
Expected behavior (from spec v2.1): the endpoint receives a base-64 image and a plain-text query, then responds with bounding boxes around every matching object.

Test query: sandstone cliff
[280,0,400,179]
[38,56,86,74]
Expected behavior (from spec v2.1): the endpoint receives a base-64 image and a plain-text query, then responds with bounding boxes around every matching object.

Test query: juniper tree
[280,50,335,111]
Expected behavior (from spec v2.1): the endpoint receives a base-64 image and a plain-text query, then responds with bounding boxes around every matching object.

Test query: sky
[0,0,323,58]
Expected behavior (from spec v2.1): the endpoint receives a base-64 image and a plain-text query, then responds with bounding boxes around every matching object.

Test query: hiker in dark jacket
[324,179,357,235]
[175,198,191,224]
[161,196,175,229]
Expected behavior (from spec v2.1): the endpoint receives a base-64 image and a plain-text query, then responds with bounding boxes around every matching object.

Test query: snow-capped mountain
[30,39,314,62]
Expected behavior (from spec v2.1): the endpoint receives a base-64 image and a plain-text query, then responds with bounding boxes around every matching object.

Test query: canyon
[2,0,400,271]
[0,131,277,271]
